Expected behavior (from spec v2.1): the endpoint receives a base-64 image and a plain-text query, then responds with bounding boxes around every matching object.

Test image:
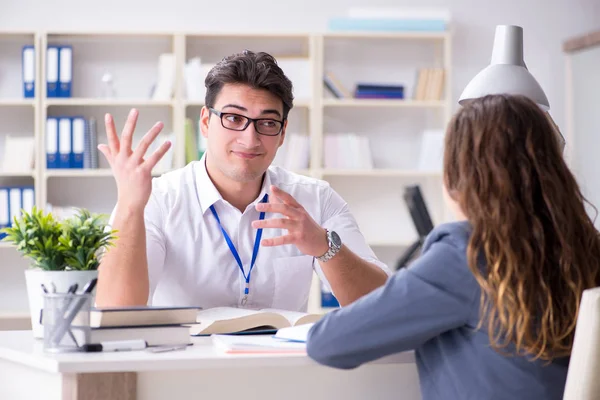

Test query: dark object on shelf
[395,185,435,271]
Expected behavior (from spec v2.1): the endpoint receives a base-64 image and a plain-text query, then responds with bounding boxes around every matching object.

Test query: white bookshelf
[0,29,453,314]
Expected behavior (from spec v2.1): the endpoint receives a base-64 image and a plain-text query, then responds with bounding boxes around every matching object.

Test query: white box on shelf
[1,135,35,173]
[417,129,445,172]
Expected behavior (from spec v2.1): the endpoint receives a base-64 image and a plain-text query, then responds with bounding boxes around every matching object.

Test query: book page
[191,308,290,335]
[196,307,260,322]
[260,308,322,326]
[274,323,315,343]
[212,334,306,354]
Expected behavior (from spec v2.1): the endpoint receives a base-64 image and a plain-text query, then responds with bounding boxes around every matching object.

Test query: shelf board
[45,169,169,178]
[0,171,36,178]
[0,99,36,107]
[323,99,445,108]
[323,31,449,40]
[46,169,113,178]
[44,98,175,107]
[320,169,442,178]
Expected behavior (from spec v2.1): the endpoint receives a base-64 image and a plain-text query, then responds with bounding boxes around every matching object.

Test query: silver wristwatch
[316,230,342,262]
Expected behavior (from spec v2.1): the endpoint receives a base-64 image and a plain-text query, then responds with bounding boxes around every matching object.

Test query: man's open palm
[97,108,171,211]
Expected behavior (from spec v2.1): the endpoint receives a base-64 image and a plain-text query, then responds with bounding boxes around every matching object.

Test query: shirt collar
[195,153,273,215]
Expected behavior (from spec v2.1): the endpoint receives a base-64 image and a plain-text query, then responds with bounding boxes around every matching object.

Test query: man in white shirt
[95,50,391,312]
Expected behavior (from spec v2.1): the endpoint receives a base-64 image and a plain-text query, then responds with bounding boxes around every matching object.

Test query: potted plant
[1,207,116,338]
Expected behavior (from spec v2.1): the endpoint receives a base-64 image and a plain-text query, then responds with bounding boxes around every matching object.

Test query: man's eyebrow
[221,104,247,112]
[260,109,282,119]
[221,104,282,119]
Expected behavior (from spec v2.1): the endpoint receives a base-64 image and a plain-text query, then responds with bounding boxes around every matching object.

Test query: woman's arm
[306,234,479,369]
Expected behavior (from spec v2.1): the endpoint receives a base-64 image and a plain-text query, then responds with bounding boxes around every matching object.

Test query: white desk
[0,330,421,400]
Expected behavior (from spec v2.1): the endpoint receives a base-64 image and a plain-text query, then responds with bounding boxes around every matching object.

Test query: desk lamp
[459,25,550,110]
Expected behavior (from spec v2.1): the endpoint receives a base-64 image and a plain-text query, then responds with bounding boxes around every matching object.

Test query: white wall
[1,0,599,130]
[570,45,600,227]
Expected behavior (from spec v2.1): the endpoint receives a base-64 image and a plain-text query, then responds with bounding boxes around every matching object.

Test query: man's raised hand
[97,108,171,211]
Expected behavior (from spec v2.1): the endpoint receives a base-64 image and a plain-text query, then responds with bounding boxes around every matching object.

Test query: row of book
[414,68,445,101]
[324,69,445,101]
[21,45,73,98]
[46,116,98,169]
[20,44,171,100]
[44,116,176,172]
[0,186,35,238]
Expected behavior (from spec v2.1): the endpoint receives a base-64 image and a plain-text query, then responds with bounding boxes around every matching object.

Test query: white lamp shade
[459,25,550,110]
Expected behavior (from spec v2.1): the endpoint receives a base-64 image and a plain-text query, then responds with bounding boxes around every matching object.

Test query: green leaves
[0,207,117,271]
[58,209,117,271]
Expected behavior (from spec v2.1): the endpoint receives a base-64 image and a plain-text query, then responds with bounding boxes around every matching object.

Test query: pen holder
[42,293,92,353]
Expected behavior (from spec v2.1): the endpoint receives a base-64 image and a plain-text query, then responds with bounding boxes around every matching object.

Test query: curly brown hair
[444,94,600,360]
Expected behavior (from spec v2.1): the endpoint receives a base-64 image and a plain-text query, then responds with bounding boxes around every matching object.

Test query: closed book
[90,325,191,347]
[90,306,200,328]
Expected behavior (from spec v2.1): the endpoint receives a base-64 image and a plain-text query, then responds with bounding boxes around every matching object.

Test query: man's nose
[237,122,261,147]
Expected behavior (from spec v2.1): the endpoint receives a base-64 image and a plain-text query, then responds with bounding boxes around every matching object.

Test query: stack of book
[323,72,405,100]
[87,306,199,346]
[354,83,404,99]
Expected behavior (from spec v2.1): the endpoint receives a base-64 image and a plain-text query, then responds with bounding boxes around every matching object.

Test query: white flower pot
[24,269,98,339]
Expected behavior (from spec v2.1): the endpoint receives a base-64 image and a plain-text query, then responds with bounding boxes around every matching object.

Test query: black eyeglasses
[209,108,284,137]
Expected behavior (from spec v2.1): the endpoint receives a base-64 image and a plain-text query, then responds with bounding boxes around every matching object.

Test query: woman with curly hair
[306,94,600,400]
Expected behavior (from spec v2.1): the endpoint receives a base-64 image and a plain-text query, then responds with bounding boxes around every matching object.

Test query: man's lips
[231,151,261,159]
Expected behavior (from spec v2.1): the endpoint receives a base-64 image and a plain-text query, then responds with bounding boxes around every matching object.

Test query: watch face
[331,231,342,247]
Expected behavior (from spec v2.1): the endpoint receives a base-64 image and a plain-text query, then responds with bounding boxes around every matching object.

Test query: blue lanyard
[209,193,268,303]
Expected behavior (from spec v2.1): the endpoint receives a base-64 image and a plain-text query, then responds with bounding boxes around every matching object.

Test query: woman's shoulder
[422,220,472,254]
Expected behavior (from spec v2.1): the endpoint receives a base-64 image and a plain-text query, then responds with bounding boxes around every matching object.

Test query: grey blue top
[306,221,569,400]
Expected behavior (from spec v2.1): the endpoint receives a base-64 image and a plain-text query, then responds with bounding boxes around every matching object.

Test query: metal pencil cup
[43,292,92,353]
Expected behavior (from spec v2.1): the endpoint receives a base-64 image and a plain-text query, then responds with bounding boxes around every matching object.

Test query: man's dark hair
[204,50,294,119]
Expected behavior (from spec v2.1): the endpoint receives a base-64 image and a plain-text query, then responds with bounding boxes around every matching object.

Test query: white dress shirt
[114,155,391,312]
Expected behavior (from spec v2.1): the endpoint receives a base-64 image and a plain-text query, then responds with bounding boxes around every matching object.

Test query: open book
[189,307,322,336]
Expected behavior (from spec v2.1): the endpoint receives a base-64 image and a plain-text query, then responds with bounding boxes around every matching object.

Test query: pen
[67,283,78,294]
[147,344,189,353]
[81,339,147,353]
[50,278,98,345]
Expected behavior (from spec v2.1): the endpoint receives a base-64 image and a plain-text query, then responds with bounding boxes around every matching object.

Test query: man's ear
[200,106,210,139]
